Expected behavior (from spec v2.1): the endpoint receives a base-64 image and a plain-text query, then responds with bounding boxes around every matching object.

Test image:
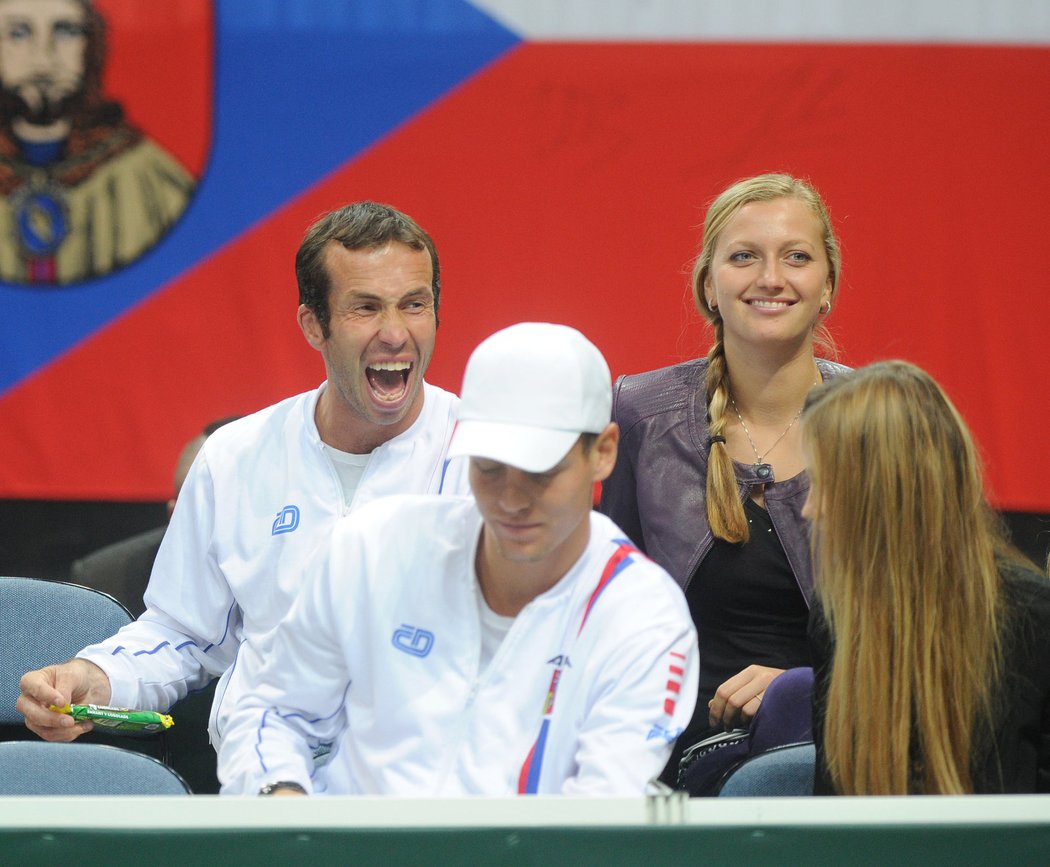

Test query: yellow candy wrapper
[50,703,174,734]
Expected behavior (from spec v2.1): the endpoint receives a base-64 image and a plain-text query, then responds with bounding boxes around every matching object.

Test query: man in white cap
[218,322,698,796]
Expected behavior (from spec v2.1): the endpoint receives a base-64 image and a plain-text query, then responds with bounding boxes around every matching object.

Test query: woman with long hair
[600,173,849,782]
[802,361,1050,794]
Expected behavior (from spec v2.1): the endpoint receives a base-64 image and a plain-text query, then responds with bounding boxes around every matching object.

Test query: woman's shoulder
[1000,558,1050,613]
[997,559,1050,712]
[817,358,852,381]
[999,558,1050,659]
[613,358,706,429]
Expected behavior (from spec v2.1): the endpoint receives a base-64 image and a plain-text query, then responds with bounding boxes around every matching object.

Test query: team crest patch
[0,0,213,286]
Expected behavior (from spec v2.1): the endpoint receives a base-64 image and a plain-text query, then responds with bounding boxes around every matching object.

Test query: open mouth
[365,361,411,403]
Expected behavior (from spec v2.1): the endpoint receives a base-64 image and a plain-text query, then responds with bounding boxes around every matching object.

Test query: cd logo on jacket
[392,625,434,658]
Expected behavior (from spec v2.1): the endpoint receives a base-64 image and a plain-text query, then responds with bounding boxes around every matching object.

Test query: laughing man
[18,202,468,749]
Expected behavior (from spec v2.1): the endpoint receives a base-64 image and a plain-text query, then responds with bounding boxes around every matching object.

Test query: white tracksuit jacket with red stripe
[218,497,699,796]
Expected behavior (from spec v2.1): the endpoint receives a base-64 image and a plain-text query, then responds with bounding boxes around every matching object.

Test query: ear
[703,272,715,308]
[818,290,833,317]
[591,422,620,483]
[298,303,326,351]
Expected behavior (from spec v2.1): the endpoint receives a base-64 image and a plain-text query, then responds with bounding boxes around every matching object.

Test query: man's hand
[16,659,113,742]
[708,665,785,730]
[258,781,309,797]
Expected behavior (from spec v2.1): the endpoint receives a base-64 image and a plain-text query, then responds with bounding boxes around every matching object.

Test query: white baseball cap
[448,322,612,473]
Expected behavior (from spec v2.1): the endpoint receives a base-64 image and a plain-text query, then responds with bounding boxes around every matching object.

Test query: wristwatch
[258,780,308,796]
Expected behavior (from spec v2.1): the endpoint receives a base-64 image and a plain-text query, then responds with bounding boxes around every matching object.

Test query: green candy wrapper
[50,703,174,733]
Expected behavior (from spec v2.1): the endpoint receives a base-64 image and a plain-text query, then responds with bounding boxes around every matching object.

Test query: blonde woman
[802,361,1050,794]
[600,173,848,781]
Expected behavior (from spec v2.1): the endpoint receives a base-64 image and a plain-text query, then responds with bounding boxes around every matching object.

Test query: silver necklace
[728,393,804,484]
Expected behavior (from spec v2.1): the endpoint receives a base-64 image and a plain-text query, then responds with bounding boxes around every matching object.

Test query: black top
[811,560,1050,794]
[689,498,811,704]
[663,499,811,780]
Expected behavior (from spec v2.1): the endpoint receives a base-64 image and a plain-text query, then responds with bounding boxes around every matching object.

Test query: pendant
[11,176,69,258]
[753,462,774,482]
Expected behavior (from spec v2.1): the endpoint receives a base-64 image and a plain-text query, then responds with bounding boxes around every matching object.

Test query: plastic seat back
[0,577,132,724]
[0,740,190,795]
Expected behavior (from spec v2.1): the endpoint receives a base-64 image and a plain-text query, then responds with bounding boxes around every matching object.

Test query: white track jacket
[218,497,699,796]
[78,382,466,742]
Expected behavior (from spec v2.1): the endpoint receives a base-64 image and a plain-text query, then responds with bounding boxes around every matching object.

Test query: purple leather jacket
[599,357,850,599]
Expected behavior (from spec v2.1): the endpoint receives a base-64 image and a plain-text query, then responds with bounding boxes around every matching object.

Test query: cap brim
[448,420,581,473]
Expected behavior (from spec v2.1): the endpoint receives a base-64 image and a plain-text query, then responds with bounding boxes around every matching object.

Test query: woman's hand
[708,665,785,730]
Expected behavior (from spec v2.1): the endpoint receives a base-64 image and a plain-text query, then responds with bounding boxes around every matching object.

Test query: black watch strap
[258,780,308,796]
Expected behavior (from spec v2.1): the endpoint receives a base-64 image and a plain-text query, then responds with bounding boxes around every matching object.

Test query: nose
[23,40,67,83]
[756,259,785,291]
[376,306,408,349]
[23,33,50,72]
[497,469,533,514]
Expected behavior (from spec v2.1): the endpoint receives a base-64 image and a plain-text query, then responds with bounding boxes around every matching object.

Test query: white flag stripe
[469,0,1050,44]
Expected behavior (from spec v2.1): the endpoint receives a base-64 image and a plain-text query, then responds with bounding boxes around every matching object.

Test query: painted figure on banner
[0,0,196,285]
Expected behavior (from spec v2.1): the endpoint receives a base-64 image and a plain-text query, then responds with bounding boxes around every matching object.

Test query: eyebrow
[345,285,432,301]
[725,237,818,248]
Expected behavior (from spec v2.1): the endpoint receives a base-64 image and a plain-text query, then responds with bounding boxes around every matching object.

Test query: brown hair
[295,201,440,337]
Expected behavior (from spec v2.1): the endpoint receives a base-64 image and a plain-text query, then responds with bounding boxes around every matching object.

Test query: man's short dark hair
[295,201,440,338]
[203,416,242,437]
